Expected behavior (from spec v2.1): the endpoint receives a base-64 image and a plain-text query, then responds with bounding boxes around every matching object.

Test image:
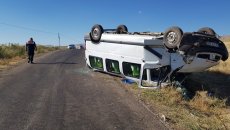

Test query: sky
[0,0,230,46]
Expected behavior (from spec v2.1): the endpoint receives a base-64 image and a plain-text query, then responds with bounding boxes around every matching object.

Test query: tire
[90,24,104,43]
[198,27,216,36]
[116,25,128,34]
[163,26,183,50]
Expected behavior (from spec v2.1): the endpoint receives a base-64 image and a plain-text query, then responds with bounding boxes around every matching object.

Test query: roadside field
[125,41,230,129]
[0,44,59,70]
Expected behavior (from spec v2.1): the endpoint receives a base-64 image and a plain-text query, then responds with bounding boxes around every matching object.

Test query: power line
[0,22,79,44]
[0,22,57,35]
[58,32,60,47]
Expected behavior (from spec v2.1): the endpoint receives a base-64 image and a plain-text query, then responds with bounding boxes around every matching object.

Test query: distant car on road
[67,44,76,49]
[76,44,82,49]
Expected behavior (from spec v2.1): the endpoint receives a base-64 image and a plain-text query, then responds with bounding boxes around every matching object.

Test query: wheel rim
[92,28,100,39]
[167,32,177,45]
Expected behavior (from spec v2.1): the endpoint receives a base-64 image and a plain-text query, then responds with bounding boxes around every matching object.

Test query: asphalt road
[0,49,167,130]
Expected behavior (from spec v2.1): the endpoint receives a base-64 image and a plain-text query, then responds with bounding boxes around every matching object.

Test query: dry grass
[0,44,25,59]
[225,41,230,49]
[189,41,230,98]
[126,41,230,129]
[208,41,230,73]
[0,44,59,70]
[125,85,230,129]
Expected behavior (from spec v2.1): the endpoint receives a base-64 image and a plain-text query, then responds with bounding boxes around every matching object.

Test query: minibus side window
[122,62,141,78]
[106,59,120,74]
[89,56,103,70]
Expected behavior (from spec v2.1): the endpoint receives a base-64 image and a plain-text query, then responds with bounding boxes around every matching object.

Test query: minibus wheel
[163,26,183,50]
[90,24,104,43]
[116,25,128,34]
[198,27,216,36]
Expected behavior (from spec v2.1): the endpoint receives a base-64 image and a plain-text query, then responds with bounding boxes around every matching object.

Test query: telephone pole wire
[58,33,60,48]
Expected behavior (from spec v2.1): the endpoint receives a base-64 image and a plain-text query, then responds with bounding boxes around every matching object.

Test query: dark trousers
[28,52,34,62]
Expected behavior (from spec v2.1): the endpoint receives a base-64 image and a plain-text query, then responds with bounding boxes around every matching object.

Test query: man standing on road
[26,37,37,64]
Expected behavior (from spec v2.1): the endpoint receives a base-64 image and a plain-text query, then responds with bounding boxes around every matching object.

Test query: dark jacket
[26,41,37,54]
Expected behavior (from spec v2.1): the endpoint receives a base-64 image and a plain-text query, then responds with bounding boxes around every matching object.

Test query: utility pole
[58,33,60,48]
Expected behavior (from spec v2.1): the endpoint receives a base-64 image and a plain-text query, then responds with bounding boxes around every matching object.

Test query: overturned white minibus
[84,24,228,88]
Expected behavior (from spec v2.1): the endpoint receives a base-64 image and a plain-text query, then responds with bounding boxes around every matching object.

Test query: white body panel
[100,34,163,45]
[85,34,170,67]
[85,40,171,73]
[179,57,219,72]
[85,33,221,88]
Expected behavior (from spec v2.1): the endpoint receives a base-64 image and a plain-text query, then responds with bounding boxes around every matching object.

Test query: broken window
[141,66,171,87]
